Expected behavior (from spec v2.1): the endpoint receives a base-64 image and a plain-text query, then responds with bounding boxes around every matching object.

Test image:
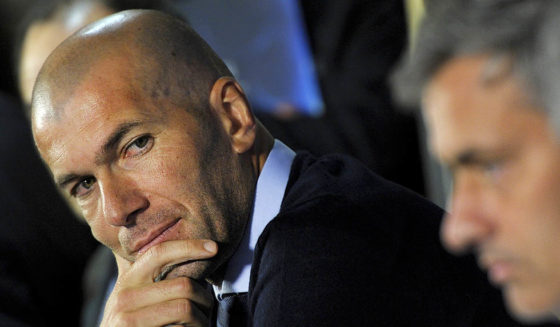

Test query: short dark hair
[391,0,560,132]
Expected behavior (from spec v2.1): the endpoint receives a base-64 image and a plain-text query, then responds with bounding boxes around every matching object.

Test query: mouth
[479,255,515,286]
[133,218,182,256]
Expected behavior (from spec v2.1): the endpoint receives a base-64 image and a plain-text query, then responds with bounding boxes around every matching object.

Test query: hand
[100,239,218,326]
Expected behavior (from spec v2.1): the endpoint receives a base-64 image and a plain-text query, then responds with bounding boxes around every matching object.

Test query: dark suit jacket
[0,93,97,326]
[247,152,536,326]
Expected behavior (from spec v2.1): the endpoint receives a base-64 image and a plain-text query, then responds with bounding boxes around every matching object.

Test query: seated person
[30,9,524,326]
[392,0,560,324]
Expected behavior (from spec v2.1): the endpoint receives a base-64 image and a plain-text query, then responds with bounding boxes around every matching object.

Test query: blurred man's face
[423,54,560,321]
[19,2,114,104]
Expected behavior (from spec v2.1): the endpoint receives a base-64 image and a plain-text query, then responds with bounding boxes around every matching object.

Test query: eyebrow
[56,173,80,189]
[447,147,509,171]
[442,150,479,174]
[54,121,143,189]
[456,150,478,166]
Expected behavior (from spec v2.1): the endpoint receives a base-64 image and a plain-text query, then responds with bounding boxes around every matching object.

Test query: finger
[126,239,218,285]
[111,277,214,316]
[112,298,208,327]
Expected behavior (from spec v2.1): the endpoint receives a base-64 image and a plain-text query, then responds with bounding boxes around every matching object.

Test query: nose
[441,175,493,254]
[98,173,149,227]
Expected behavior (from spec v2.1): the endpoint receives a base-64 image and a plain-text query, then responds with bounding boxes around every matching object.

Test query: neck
[205,122,274,287]
[251,121,275,177]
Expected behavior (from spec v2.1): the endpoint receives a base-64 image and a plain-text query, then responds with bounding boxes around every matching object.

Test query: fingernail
[204,241,217,253]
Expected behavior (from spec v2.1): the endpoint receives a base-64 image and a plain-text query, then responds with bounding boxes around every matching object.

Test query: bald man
[31,9,521,326]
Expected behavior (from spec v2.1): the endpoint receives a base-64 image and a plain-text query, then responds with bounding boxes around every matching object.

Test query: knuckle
[175,298,192,316]
[182,240,193,253]
[176,277,193,294]
[146,243,165,260]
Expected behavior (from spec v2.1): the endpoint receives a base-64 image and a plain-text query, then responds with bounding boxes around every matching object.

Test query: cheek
[88,218,120,251]
[500,152,560,270]
[514,149,560,231]
[150,142,200,176]
[519,177,560,255]
[136,146,205,206]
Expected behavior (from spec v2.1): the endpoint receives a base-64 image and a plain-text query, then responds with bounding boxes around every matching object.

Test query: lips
[486,260,514,285]
[479,253,516,285]
[132,218,182,256]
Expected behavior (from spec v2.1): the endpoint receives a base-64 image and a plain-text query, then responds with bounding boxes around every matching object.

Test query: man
[31,9,521,326]
[392,0,560,324]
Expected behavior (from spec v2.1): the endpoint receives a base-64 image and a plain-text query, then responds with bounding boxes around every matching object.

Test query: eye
[481,161,506,184]
[71,176,96,197]
[124,135,154,158]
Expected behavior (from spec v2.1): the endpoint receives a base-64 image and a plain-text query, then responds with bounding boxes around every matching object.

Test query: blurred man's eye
[481,161,506,184]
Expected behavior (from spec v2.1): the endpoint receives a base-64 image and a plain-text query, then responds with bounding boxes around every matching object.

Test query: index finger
[123,239,217,285]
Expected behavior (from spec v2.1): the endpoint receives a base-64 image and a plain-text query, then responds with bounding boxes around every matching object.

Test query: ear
[209,76,256,154]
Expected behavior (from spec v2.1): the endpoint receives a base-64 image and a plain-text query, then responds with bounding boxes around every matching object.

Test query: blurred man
[16,0,173,109]
[392,0,560,323]
[31,9,522,326]
[17,1,110,107]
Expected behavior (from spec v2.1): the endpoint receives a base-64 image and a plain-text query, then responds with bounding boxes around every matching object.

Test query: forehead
[33,56,169,164]
[422,55,547,160]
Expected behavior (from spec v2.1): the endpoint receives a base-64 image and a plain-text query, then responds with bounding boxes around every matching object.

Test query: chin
[504,285,560,323]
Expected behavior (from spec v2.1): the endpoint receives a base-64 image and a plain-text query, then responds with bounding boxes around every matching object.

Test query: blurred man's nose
[99,173,149,227]
[441,176,493,254]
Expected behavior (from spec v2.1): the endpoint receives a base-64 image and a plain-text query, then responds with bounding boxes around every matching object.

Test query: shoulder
[277,152,443,238]
[254,153,444,279]
[248,153,434,324]
[248,153,520,326]
[284,152,438,208]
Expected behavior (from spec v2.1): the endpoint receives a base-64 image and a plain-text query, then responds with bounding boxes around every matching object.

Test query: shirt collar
[213,139,295,299]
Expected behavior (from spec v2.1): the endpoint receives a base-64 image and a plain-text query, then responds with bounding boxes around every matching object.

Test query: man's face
[423,54,560,321]
[34,57,252,281]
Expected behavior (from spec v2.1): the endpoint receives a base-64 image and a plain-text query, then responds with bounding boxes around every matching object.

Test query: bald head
[32,9,232,125]
[29,8,274,286]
